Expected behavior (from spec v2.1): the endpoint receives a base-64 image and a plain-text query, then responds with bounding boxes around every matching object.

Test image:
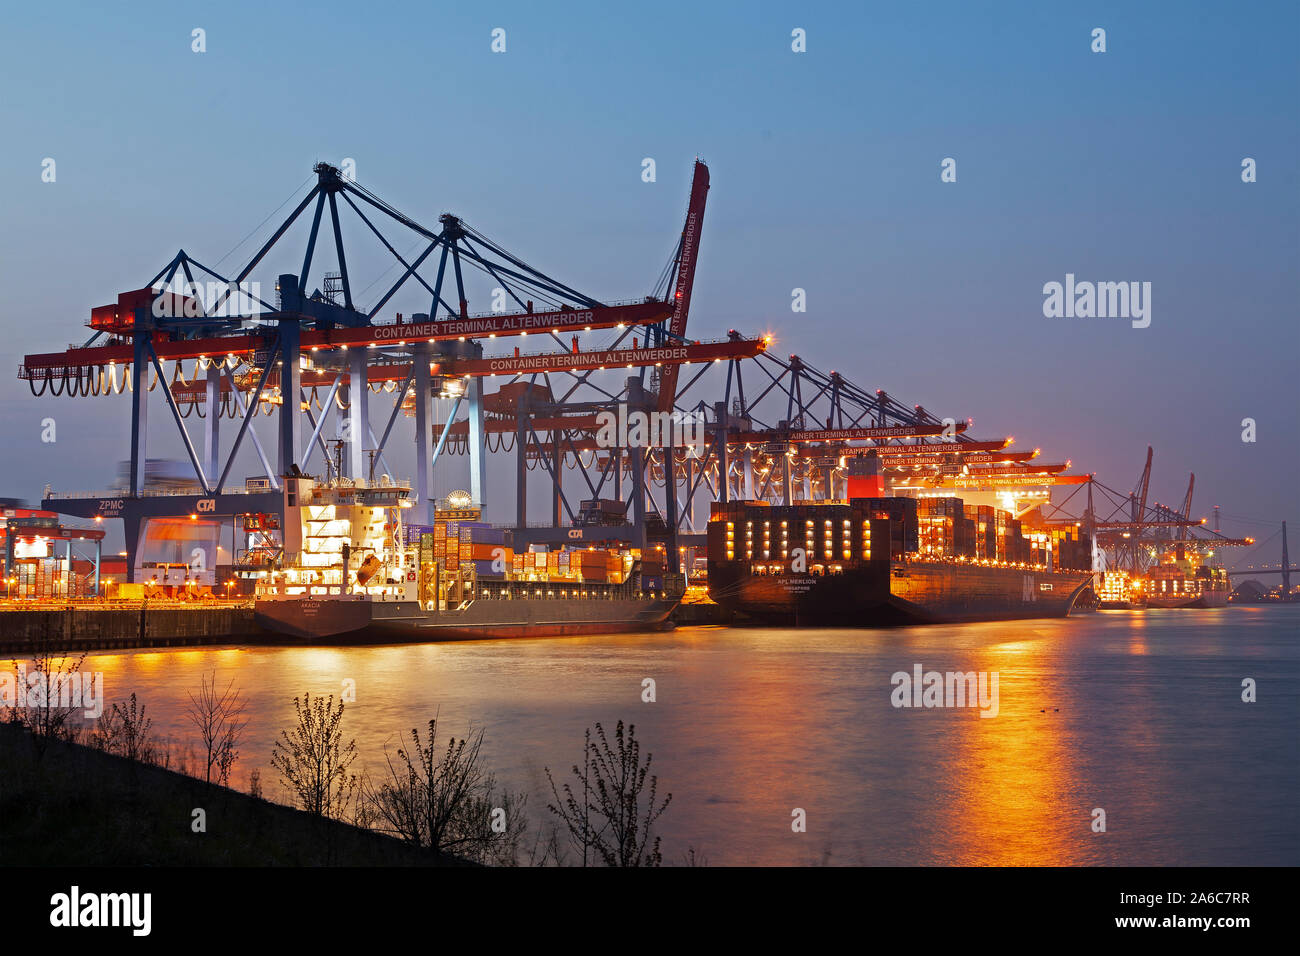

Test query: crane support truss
[17,160,1094,579]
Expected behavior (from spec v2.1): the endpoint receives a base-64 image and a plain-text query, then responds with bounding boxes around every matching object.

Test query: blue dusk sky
[0,0,1295,556]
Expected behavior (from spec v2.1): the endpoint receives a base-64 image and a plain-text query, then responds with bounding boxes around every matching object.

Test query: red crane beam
[164,337,767,401]
[19,301,673,375]
[884,450,1040,468]
[1095,520,1204,530]
[436,336,766,377]
[301,301,670,350]
[892,462,1070,477]
[914,473,1093,488]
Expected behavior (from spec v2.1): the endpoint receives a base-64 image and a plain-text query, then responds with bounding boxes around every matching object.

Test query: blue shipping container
[470,559,505,578]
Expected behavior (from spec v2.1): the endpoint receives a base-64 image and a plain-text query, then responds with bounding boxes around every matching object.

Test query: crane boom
[1178,473,1195,540]
[1135,446,1153,525]
[655,160,710,412]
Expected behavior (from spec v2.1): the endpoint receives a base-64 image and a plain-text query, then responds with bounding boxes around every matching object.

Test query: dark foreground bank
[0,723,468,866]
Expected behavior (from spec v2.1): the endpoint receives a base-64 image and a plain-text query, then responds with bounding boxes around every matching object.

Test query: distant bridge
[1225,566,1299,577]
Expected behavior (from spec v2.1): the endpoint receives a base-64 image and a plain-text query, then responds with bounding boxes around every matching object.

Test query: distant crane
[1177,473,1194,541]
[1086,448,1249,572]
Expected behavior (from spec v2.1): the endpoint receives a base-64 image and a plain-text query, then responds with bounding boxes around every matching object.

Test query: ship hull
[708,561,1091,626]
[254,594,679,643]
[1145,591,1229,610]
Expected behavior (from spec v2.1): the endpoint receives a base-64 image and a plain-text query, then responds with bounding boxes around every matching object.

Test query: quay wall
[0,605,261,654]
[0,600,720,653]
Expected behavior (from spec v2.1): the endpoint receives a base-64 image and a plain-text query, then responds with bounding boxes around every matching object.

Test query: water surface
[64,605,1300,865]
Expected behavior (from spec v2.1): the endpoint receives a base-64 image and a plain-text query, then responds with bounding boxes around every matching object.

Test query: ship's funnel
[846,450,885,500]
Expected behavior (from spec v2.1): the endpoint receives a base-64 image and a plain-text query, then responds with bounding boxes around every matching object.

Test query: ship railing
[473,578,652,601]
[46,487,274,500]
[46,477,416,501]
[316,475,410,491]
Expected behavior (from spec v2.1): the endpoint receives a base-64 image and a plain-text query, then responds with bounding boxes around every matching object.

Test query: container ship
[1137,544,1230,609]
[248,477,680,642]
[1095,570,1148,610]
[1093,545,1229,609]
[706,491,1094,626]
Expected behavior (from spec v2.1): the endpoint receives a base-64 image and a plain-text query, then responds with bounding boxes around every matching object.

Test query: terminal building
[0,500,106,600]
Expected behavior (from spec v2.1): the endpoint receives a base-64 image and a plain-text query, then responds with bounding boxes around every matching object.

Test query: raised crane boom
[655,160,710,412]
[1178,473,1195,540]
[1134,445,1153,527]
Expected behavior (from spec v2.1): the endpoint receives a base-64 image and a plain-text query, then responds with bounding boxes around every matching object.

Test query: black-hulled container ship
[248,477,680,642]
[706,494,1094,626]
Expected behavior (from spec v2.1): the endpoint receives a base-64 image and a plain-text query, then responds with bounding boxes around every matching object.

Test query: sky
[0,0,1296,561]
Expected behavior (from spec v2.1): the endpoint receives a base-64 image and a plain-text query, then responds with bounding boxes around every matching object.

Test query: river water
[62,605,1299,865]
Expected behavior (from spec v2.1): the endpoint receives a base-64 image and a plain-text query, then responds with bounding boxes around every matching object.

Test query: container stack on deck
[461,523,509,580]
[858,497,919,558]
[1050,525,1088,574]
[408,517,639,591]
[917,497,964,558]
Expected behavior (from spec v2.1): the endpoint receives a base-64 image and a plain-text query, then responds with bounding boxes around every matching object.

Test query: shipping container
[468,542,510,562]
[469,559,506,579]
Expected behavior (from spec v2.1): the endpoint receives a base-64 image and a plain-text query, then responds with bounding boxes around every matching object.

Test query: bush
[546,721,671,867]
[91,693,156,764]
[186,672,247,785]
[270,693,358,820]
[365,719,527,864]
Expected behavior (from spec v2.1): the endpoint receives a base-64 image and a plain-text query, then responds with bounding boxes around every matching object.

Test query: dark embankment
[0,723,469,866]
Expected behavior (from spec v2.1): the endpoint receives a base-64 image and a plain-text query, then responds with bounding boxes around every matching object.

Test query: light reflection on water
[69,606,1299,865]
